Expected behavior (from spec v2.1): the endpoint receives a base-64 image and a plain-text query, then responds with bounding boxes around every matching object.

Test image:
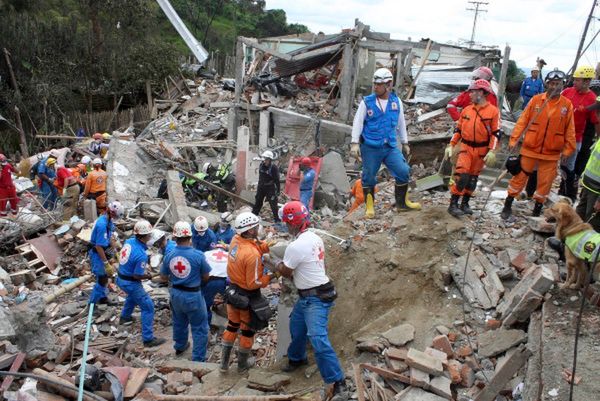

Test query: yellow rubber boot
[395,184,421,212]
[365,193,375,218]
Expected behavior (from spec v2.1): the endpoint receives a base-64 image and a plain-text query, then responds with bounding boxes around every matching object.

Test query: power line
[466,1,488,48]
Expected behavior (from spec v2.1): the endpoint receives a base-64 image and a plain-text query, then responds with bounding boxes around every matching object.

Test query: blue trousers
[360,143,409,187]
[89,251,108,304]
[561,141,582,172]
[287,296,344,384]
[40,182,58,210]
[300,190,313,210]
[117,278,155,342]
[201,278,226,325]
[170,288,209,361]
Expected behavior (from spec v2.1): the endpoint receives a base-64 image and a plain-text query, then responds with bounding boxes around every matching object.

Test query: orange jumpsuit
[508,93,576,203]
[222,234,270,350]
[349,179,378,212]
[83,168,108,212]
[450,102,500,196]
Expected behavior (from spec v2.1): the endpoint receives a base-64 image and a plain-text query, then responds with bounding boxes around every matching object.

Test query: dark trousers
[252,184,279,222]
[576,187,600,232]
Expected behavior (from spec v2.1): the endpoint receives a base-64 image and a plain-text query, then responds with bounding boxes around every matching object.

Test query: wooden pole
[13,106,29,157]
[3,48,20,96]
[105,95,123,132]
[497,44,511,115]
[145,80,153,112]
[404,40,433,100]
[568,0,597,76]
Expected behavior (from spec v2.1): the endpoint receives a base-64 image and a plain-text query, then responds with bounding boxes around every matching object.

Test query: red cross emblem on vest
[170,256,191,279]
[213,250,228,261]
[119,244,131,264]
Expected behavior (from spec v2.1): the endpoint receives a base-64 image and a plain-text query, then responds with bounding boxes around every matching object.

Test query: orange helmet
[77,163,86,172]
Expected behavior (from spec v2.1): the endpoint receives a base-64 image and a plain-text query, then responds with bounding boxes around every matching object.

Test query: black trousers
[576,187,600,232]
[252,184,279,222]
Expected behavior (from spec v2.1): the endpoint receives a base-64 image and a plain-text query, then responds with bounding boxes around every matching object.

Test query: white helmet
[133,220,153,235]
[531,66,540,72]
[373,68,393,84]
[108,201,124,218]
[234,212,260,234]
[147,229,167,247]
[202,162,212,174]
[92,158,103,166]
[221,211,234,223]
[194,216,209,232]
[173,221,193,238]
[261,150,274,160]
[81,156,91,165]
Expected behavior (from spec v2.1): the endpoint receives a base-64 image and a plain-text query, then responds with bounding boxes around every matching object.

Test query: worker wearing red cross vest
[202,247,229,327]
[267,201,347,401]
[220,212,274,373]
[161,221,212,361]
[116,220,166,348]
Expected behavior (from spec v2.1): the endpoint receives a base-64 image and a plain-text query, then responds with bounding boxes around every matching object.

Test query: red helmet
[93,133,102,140]
[281,201,310,228]
[301,157,311,167]
[468,79,492,94]
[472,66,493,81]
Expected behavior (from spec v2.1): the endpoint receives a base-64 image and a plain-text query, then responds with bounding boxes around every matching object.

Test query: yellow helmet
[573,65,595,79]
[45,158,57,167]
[102,132,112,140]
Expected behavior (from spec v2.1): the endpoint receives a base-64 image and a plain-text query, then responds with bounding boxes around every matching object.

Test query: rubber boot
[532,201,543,217]
[363,186,375,218]
[237,348,255,373]
[566,172,578,202]
[460,195,473,215]
[547,237,566,262]
[395,184,421,212]
[330,380,350,401]
[282,358,308,373]
[558,165,569,198]
[219,343,233,372]
[525,171,537,198]
[501,196,514,220]
[447,194,464,217]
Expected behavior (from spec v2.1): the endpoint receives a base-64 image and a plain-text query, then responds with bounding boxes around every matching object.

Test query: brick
[510,251,528,272]
[485,319,502,330]
[432,335,454,358]
[447,332,458,342]
[502,289,543,327]
[425,347,448,367]
[447,360,462,384]
[461,364,475,387]
[406,348,443,376]
[430,375,453,400]
[386,347,408,361]
[456,345,473,357]
[409,367,430,389]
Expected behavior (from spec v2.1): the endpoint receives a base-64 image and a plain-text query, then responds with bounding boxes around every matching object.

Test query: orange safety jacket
[509,93,576,161]
[83,168,107,197]
[227,234,270,291]
[450,102,500,151]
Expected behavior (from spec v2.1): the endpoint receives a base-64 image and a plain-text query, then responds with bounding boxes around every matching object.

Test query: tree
[507,60,526,85]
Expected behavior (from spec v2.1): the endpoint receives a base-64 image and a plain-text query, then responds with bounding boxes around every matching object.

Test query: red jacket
[447,91,498,121]
[0,164,16,189]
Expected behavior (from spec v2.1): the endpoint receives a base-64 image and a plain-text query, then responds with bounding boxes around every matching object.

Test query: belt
[67,183,78,188]
[118,272,141,282]
[461,139,489,148]
[207,276,227,282]
[298,281,333,298]
[173,284,201,292]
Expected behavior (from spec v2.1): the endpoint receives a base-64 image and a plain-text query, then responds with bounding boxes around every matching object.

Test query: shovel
[415,153,450,192]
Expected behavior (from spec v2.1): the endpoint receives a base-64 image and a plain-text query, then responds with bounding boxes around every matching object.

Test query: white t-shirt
[283,231,329,290]
[204,249,228,278]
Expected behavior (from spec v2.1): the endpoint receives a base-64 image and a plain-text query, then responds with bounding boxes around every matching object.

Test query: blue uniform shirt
[90,214,114,250]
[215,226,235,245]
[520,77,544,107]
[119,237,149,276]
[192,226,217,252]
[300,168,315,191]
[163,239,177,257]
[37,158,56,179]
[161,245,211,288]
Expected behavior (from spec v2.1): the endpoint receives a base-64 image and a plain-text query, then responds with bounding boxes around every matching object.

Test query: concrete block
[0,308,15,340]
[382,323,415,347]
[166,170,190,223]
[502,289,543,327]
[406,348,443,376]
[478,328,527,358]
[497,264,555,317]
[410,367,430,389]
[83,199,97,222]
[430,375,453,400]
[425,347,448,366]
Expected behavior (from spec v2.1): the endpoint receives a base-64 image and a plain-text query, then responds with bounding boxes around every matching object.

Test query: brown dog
[544,200,599,289]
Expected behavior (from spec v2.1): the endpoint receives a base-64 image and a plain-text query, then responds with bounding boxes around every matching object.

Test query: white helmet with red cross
[173,221,193,238]
[133,220,153,235]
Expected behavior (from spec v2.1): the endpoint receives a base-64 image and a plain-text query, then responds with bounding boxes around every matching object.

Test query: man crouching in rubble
[350,68,420,218]
[267,201,348,401]
[88,200,123,305]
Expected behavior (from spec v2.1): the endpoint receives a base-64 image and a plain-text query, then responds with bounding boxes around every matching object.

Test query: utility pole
[569,0,597,76]
[466,1,488,48]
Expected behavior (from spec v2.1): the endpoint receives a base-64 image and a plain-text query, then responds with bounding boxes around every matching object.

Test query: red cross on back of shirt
[174,261,187,274]
[318,247,325,260]
[121,249,127,259]
[214,250,228,261]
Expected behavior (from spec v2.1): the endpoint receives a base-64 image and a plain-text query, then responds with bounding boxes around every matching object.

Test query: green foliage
[507,60,526,85]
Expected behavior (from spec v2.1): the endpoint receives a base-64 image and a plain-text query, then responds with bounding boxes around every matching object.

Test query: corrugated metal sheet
[269,43,344,78]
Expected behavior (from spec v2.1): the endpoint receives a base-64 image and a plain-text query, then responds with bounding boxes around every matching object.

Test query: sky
[266,0,598,73]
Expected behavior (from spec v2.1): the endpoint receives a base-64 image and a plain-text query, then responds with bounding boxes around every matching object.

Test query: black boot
[395,184,421,211]
[547,237,566,262]
[566,172,579,202]
[501,196,514,220]
[460,195,473,215]
[331,380,350,401]
[219,342,233,372]
[282,358,308,373]
[532,201,543,217]
[525,171,537,198]
[237,349,255,373]
[448,194,464,217]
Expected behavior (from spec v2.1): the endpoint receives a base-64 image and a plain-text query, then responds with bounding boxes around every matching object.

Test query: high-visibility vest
[565,229,600,262]
[582,140,600,195]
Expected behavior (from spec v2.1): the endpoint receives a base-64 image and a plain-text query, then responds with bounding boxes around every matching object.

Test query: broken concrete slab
[406,348,443,376]
[381,323,415,347]
[396,386,449,401]
[430,375,453,400]
[318,151,350,195]
[522,311,542,401]
[477,328,527,358]
[502,288,544,327]
[0,308,16,340]
[425,347,448,366]
[409,366,430,388]
[166,170,190,224]
[450,256,494,310]
[527,216,555,234]
[247,369,291,391]
[473,345,531,401]
[83,199,97,222]
[156,359,217,377]
[497,264,555,321]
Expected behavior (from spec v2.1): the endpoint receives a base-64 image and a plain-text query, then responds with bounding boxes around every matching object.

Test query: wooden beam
[238,37,292,61]
[13,106,29,157]
[3,48,20,96]
[337,41,355,123]
[0,353,26,392]
[405,40,433,100]
[35,135,81,140]
[497,44,511,112]
[358,39,411,53]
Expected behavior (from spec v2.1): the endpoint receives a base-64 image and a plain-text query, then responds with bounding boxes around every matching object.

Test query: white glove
[350,143,360,159]
[444,145,454,159]
[402,144,410,157]
[483,151,497,167]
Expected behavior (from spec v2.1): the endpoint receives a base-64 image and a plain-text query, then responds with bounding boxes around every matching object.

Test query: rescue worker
[202,247,229,326]
[83,158,108,214]
[446,66,498,121]
[299,157,315,210]
[100,133,111,158]
[192,215,217,251]
[576,137,600,232]
[214,211,235,245]
[501,69,576,220]
[89,133,103,155]
[88,201,123,305]
[0,154,18,217]
[55,163,80,219]
[70,163,88,191]
[117,219,167,347]
[350,68,421,218]
[81,155,92,173]
[519,66,545,109]
[559,65,600,201]
[252,150,281,222]
[148,229,177,257]
[445,79,500,216]
[38,154,58,210]
[348,178,379,213]
[213,163,236,212]
[267,201,347,401]
[220,212,273,373]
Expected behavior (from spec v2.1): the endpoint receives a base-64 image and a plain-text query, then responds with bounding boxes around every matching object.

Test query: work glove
[265,239,278,248]
[483,151,497,167]
[104,261,115,277]
[350,143,360,159]
[444,145,454,160]
[402,144,410,157]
